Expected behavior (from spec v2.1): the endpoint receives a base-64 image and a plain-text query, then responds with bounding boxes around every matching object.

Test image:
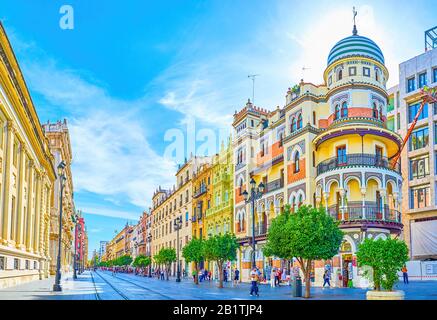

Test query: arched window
[373,102,378,118]
[297,113,303,129]
[379,106,383,120]
[335,104,340,120]
[313,111,316,125]
[298,194,303,208]
[293,151,300,173]
[239,178,243,195]
[291,118,296,133]
[338,69,343,81]
[375,70,379,82]
[341,101,348,118]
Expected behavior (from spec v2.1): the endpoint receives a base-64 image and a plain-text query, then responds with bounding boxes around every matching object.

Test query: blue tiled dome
[327,35,384,66]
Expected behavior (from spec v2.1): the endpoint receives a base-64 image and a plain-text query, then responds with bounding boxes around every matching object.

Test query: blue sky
[1,0,435,258]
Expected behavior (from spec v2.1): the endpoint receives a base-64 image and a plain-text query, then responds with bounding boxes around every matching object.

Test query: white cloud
[21,58,176,211]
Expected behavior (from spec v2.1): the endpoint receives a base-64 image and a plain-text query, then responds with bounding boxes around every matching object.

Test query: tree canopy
[182,237,205,285]
[154,248,177,280]
[357,238,408,291]
[264,205,343,298]
[133,255,152,268]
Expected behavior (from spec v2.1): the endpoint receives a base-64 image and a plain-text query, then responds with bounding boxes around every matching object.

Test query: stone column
[361,188,367,219]
[393,192,399,222]
[33,170,42,254]
[1,121,15,245]
[379,189,386,221]
[15,143,26,249]
[323,193,329,213]
[339,188,346,220]
[25,161,35,252]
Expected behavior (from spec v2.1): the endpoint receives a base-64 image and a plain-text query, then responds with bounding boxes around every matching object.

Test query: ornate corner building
[0,23,56,288]
[42,120,75,275]
[232,26,404,287]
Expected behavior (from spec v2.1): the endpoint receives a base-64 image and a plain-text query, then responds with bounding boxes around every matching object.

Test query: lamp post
[73,213,79,280]
[242,178,265,269]
[147,234,152,277]
[174,217,183,282]
[53,160,67,292]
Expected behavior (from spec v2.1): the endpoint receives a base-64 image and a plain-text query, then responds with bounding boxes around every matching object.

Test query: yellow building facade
[0,23,56,288]
[233,26,403,287]
[151,156,210,275]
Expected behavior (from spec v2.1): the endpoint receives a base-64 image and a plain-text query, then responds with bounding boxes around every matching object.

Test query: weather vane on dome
[352,6,358,35]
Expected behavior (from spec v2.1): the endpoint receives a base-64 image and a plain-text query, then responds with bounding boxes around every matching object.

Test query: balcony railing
[264,179,284,194]
[327,203,401,223]
[205,200,233,217]
[317,153,401,176]
[235,162,246,171]
[254,224,267,236]
[193,185,207,198]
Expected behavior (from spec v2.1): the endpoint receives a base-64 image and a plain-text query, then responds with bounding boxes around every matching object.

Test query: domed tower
[313,24,404,287]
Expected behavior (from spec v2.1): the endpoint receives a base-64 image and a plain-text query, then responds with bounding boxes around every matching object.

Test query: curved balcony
[326,203,402,232]
[316,153,400,176]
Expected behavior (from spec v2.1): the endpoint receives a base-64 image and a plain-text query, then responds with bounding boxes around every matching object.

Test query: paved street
[1,270,436,300]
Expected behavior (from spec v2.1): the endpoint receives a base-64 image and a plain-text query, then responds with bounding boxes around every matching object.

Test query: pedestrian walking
[323,270,331,287]
[208,270,212,281]
[270,268,276,287]
[249,268,259,296]
[192,269,197,283]
[233,268,240,286]
[402,265,409,284]
[275,268,280,286]
[223,268,228,282]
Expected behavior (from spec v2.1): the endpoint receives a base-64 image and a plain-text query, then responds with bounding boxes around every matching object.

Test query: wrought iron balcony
[316,153,401,176]
[193,184,207,198]
[254,224,268,236]
[327,203,401,224]
[264,179,284,194]
[235,162,246,171]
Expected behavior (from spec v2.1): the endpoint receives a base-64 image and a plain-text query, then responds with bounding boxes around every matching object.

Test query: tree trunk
[218,262,223,288]
[304,259,312,298]
[194,262,199,285]
[166,264,170,280]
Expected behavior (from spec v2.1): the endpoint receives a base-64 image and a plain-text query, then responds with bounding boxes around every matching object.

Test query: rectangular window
[407,77,416,92]
[349,67,357,76]
[410,185,430,209]
[336,145,347,165]
[387,97,394,112]
[25,260,29,270]
[14,258,19,270]
[433,68,437,83]
[408,102,428,123]
[387,118,394,131]
[363,67,370,77]
[0,256,4,270]
[418,72,427,88]
[410,156,430,180]
[409,127,429,151]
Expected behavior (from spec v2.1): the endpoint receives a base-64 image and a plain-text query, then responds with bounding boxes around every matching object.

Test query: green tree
[182,237,205,285]
[154,248,176,280]
[204,233,239,288]
[264,205,343,298]
[133,255,152,269]
[357,238,408,291]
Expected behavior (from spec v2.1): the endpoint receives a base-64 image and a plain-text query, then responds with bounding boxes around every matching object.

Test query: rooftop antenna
[352,6,358,35]
[248,74,260,105]
[302,66,311,81]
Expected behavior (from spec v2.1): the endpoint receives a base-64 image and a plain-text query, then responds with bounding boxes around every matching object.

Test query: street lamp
[173,217,183,282]
[242,177,265,269]
[147,234,152,277]
[72,213,80,280]
[53,160,67,292]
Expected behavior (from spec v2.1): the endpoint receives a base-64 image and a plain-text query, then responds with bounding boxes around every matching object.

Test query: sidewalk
[0,271,97,300]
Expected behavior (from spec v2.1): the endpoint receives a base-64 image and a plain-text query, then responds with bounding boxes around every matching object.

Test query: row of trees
[98,254,133,267]
[96,205,408,298]
[182,233,239,288]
